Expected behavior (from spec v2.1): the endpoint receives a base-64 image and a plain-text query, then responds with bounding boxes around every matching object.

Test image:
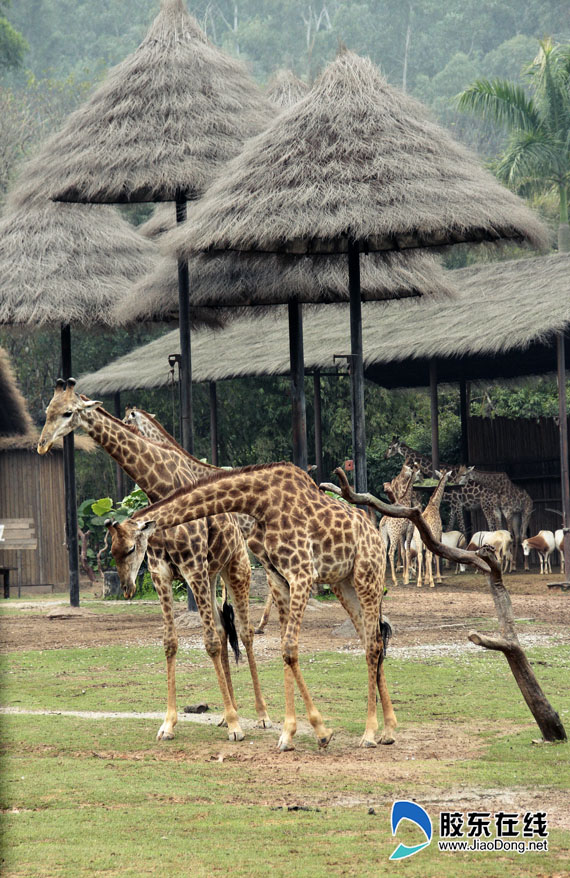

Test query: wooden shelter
[0,348,93,593]
[162,49,547,492]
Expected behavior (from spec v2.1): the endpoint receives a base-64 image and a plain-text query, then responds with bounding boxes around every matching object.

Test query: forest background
[0,0,568,501]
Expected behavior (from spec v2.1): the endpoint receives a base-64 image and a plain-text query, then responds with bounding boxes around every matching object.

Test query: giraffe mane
[129,407,220,470]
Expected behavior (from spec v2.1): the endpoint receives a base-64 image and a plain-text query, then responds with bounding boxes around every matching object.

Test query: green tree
[0,0,27,72]
[457,38,570,250]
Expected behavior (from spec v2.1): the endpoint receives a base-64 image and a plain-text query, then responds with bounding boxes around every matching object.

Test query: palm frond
[496,129,562,189]
[526,39,570,136]
[456,78,543,133]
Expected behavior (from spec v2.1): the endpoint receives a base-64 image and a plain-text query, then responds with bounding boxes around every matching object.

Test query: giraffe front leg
[146,553,178,741]
[255,589,273,634]
[283,576,332,750]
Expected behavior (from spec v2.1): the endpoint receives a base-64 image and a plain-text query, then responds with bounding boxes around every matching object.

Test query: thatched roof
[78,253,570,395]
[11,0,276,206]
[0,347,94,451]
[0,199,222,329]
[265,70,309,107]
[164,50,547,258]
[113,249,454,323]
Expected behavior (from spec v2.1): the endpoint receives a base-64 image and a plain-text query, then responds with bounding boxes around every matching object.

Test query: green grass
[1,642,569,876]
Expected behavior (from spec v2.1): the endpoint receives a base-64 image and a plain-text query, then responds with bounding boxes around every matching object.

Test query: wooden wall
[0,450,68,588]
[466,415,565,535]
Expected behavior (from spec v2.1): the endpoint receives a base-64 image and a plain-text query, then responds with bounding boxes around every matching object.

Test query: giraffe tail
[220,599,241,664]
[379,615,393,665]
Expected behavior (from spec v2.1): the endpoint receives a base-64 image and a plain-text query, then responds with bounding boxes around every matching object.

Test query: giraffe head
[105,518,156,598]
[456,465,475,486]
[37,379,101,454]
[123,406,156,433]
[384,436,402,459]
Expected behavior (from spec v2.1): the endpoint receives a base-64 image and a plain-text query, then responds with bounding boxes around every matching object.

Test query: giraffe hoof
[228,728,245,742]
[254,718,273,729]
[318,731,333,749]
[379,731,396,745]
[359,734,377,748]
[156,724,175,741]
[277,733,295,751]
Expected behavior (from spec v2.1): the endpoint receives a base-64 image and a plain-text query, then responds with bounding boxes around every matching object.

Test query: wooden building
[0,348,92,592]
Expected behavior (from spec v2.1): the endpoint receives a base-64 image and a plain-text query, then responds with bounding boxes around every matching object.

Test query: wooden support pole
[176,195,194,455]
[288,301,308,471]
[459,377,469,466]
[61,324,80,608]
[348,240,367,493]
[113,391,125,500]
[325,468,567,744]
[556,332,570,574]
[313,370,323,485]
[429,360,439,475]
[209,381,218,466]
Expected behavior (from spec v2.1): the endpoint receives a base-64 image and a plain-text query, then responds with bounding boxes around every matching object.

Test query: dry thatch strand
[113,248,454,323]
[11,0,276,206]
[265,69,309,107]
[0,200,219,329]
[164,50,548,257]
[78,253,569,395]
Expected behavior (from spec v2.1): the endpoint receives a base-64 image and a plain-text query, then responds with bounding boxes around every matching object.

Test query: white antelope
[466,530,513,573]
[441,531,466,573]
[522,531,555,574]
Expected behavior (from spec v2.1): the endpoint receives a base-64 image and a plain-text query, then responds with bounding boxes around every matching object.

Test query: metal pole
[429,360,440,475]
[209,381,218,466]
[348,240,367,493]
[61,324,80,608]
[556,332,570,571]
[313,370,323,485]
[113,391,125,500]
[459,377,469,465]
[176,195,194,454]
[288,301,308,471]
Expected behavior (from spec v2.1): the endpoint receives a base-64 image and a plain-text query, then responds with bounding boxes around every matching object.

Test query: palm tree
[457,38,570,252]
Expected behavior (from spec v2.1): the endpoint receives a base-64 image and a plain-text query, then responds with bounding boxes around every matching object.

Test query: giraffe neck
[79,407,192,500]
[132,463,293,532]
[131,409,220,481]
[427,474,449,512]
[399,444,433,477]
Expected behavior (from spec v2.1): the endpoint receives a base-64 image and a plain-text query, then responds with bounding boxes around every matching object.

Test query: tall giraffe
[408,470,453,587]
[37,380,271,741]
[106,461,397,751]
[379,462,421,585]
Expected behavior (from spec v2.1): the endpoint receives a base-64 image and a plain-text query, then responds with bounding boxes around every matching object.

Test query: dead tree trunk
[323,468,567,743]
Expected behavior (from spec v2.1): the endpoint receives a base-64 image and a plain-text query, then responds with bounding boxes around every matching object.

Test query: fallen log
[322,468,566,744]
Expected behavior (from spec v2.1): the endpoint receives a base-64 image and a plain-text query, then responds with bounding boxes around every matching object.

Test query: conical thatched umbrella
[0,195,164,607]
[17,0,276,457]
[163,50,548,491]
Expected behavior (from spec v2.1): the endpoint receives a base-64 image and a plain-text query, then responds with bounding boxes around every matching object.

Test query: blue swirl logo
[389,800,433,861]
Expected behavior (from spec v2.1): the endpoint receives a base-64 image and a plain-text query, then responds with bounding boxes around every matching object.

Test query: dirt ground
[1,571,569,655]
[2,571,570,834]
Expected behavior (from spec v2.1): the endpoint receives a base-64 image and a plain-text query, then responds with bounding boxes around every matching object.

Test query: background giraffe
[408,470,453,587]
[106,461,397,752]
[38,380,271,742]
[379,462,421,585]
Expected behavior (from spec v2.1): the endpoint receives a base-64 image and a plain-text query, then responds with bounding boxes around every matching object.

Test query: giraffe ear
[81,398,102,409]
[137,520,156,535]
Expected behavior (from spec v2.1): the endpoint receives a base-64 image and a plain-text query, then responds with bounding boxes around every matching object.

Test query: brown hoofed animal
[106,461,397,752]
[522,530,555,574]
[37,381,271,743]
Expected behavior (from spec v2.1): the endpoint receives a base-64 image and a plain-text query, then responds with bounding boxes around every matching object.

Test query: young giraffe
[123,406,274,634]
[106,461,397,752]
[379,462,421,586]
[408,470,453,587]
[37,380,271,742]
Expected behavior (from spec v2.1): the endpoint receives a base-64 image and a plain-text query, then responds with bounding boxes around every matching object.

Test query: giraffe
[106,461,397,752]
[408,470,453,587]
[379,462,421,585]
[385,436,504,534]
[37,380,271,742]
[123,406,275,633]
